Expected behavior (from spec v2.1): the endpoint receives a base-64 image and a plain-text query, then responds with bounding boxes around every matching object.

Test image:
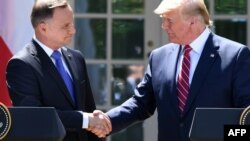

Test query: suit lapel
[61,48,84,108]
[32,40,76,107]
[182,34,219,116]
[165,45,182,115]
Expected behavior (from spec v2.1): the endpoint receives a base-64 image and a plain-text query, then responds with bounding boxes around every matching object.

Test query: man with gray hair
[6,0,111,141]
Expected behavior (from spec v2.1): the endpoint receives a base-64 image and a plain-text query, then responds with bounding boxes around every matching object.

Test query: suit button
[180,123,184,127]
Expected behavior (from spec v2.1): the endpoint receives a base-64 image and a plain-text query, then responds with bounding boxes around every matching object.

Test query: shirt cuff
[79,111,89,129]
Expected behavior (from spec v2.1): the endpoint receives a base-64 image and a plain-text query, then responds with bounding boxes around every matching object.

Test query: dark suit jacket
[6,39,102,141]
[107,33,250,141]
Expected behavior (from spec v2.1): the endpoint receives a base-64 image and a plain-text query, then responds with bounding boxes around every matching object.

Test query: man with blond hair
[91,0,250,141]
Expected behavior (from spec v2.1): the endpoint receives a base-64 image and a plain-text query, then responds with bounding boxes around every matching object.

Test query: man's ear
[37,22,47,33]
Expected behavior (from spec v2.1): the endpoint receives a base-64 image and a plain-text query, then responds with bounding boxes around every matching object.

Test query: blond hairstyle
[154,0,213,26]
[181,0,212,26]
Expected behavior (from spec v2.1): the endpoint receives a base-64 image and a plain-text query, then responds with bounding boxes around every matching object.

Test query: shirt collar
[33,35,63,57]
[182,27,211,54]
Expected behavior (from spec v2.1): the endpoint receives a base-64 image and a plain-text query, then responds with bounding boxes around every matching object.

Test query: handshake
[87,110,112,138]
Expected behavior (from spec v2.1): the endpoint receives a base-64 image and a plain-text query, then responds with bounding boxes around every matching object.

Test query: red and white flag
[0,0,34,106]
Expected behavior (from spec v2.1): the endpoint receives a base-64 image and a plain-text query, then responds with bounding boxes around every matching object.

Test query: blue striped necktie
[51,50,75,103]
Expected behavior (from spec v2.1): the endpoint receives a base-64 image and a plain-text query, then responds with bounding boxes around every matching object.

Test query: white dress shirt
[176,27,211,84]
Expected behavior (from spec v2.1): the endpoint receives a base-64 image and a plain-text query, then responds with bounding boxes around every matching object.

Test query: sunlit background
[68,0,249,141]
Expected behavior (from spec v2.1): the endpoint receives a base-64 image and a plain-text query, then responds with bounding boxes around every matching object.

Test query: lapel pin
[210,54,215,58]
[68,54,71,59]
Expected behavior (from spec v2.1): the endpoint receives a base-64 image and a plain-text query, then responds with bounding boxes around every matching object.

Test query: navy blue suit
[107,33,250,141]
[6,39,102,141]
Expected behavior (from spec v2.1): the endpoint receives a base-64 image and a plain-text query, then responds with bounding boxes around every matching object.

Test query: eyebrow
[161,16,174,23]
[160,14,173,20]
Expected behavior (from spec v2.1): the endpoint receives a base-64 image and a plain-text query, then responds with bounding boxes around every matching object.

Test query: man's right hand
[87,110,112,138]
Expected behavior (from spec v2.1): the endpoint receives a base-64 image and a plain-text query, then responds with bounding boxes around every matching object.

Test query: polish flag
[0,0,34,106]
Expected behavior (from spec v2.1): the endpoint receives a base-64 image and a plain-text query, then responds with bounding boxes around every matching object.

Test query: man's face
[45,6,75,49]
[161,9,191,45]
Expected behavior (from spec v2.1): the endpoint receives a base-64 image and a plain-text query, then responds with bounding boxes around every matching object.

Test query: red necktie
[177,45,192,113]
